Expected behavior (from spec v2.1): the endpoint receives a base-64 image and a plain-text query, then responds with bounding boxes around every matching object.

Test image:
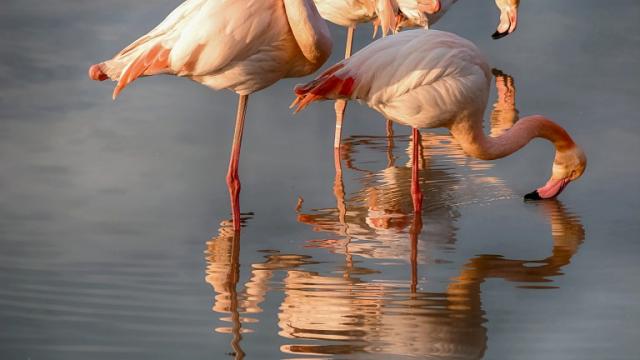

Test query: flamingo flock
[89,0,585,231]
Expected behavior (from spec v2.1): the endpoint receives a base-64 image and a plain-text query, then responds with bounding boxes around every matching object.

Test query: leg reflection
[205,223,245,359]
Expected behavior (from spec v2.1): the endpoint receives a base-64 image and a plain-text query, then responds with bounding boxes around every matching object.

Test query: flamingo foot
[220,212,254,229]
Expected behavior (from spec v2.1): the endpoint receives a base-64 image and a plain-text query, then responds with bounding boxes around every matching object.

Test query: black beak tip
[492,30,509,40]
[523,190,542,201]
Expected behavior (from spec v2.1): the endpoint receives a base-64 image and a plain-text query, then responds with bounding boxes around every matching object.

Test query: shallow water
[1,1,640,359]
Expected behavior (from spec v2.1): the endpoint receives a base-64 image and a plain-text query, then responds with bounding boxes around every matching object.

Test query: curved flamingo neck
[449,114,576,161]
[283,0,333,66]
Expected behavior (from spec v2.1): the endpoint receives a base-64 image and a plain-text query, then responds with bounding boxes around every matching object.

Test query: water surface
[1,1,639,359]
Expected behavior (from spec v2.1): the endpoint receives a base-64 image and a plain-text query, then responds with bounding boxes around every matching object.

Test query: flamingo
[88,0,333,230]
[396,0,520,39]
[292,30,586,213]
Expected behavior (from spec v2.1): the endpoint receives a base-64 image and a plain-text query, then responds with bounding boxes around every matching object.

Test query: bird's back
[294,30,491,129]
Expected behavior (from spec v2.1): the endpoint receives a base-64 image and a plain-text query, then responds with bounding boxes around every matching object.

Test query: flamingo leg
[227,95,249,231]
[411,128,423,213]
[334,100,347,150]
[333,26,356,150]
[386,120,394,137]
[333,147,347,229]
[344,26,355,59]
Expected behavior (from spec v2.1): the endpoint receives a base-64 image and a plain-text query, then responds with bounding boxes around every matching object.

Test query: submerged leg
[333,26,356,150]
[227,95,249,231]
[411,128,423,213]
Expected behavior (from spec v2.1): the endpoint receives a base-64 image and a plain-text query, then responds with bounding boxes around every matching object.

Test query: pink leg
[333,26,356,150]
[333,147,348,233]
[227,95,249,231]
[334,100,347,150]
[411,128,423,213]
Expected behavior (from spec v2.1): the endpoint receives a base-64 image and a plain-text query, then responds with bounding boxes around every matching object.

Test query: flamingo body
[295,30,490,129]
[90,0,332,98]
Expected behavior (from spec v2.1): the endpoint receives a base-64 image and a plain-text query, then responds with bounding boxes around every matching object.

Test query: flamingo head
[525,145,587,200]
[492,0,519,39]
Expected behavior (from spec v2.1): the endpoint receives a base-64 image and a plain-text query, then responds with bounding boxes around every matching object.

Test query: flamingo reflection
[281,200,584,358]
[205,217,316,359]
[204,202,584,359]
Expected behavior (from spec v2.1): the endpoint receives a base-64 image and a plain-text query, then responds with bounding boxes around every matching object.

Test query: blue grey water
[1,1,639,359]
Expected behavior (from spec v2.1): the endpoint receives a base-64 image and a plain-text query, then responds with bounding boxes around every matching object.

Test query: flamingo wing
[293,30,491,126]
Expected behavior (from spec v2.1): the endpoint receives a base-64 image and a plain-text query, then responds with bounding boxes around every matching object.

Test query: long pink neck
[449,114,575,161]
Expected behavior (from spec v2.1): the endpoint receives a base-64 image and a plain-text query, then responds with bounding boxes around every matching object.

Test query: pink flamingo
[88,0,332,230]
[292,30,586,213]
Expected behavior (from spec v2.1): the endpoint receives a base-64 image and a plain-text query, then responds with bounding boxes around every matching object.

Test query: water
[1,1,639,359]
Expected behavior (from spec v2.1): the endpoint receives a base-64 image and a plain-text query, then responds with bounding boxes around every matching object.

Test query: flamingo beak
[492,7,518,39]
[524,178,571,200]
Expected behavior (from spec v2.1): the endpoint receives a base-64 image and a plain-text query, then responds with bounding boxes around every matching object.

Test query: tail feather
[291,63,355,113]
[88,42,172,100]
[375,0,399,36]
[112,43,172,100]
